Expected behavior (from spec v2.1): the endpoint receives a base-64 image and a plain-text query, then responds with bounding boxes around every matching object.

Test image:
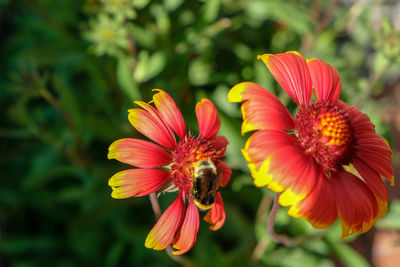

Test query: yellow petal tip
[257,54,272,65]
[241,149,251,162]
[241,119,256,135]
[279,189,304,207]
[110,190,125,199]
[287,204,301,218]
[228,82,247,102]
[389,176,395,186]
[144,234,165,251]
[107,152,114,160]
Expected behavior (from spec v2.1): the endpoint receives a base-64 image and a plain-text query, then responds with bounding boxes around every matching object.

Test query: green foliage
[1,0,399,266]
[85,13,129,56]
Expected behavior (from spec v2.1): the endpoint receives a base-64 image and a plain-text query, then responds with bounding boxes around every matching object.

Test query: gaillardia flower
[108,90,231,254]
[228,52,394,238]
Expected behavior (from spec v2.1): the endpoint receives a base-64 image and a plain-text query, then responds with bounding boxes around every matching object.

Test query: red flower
[108,90,231,254]
[228,52,394,238]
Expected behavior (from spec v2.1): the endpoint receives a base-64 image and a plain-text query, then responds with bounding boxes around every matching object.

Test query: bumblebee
[190,159,221,210]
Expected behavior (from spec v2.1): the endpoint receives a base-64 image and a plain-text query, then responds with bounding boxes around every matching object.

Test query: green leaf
[231,174,253,192]
[233,43,253,62]
[254,60,274,93]
[150,4,170,35]
[375,200,400,231]
[116,56,141,100]
[202,0,221,23]
[373,51,389,73]
[0,237,58,255]
[218,113,247,170]
[324,237,370,267]
[189,58,211,86]
[130,23,156,48]
[211,84,239,117]
[133,50,166,83]
[106,241,125,267]
[163,0,184,12]
[133,0,150,9]
[245,0,313,34]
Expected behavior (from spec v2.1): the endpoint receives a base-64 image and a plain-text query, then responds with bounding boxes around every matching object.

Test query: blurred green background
[1,0,400,266]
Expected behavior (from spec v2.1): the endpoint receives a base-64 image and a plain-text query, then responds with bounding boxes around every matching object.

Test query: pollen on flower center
[318,113,351,146]
[171,135,220,197]
[294,101,354,172]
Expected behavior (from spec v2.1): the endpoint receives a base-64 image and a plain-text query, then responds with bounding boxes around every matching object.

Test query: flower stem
[267,193,299,247]
[251,194,273,260]
[149,193,162,219]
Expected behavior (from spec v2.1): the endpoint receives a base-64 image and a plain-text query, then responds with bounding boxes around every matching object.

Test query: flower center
[294,101,354,172]
[171,135,221,197]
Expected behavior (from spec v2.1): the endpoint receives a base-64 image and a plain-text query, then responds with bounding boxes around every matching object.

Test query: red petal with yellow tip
[288,172,337,229]
[195,98,221,139]
[217,160,232,187]
[307,58,341,103]
[128,108,177,150]
[204,192,225,230]
[352,157,388,218]
[108,138,172,168]
[258,52,312,105]
[243,130,317,205]
[145,193,185,250]
[172,201,199,255]
[108,169,170,199]
[228,82,294,134]
[331,170,378,239]
[152,89,187,140]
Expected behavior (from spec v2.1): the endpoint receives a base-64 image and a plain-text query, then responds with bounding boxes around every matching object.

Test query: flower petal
[288,172,337,229]
[108,138,172,168]
[172,201,200,255]
[195,98,221,139]
[331,170,378,239]
[152,89,187,140]
[242,130,317,206]
[216,160,232,187]
[204,192,225,230]
[212,136,229,157]
[145,193,185,250]
[348,105,394,184]
[307,58,341,103]
[108,169,170,199]
[128,107,177,150]
[352,157,388,219]
[228,82,294,134]
[258,52,312,105]
[355,135,393,184]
